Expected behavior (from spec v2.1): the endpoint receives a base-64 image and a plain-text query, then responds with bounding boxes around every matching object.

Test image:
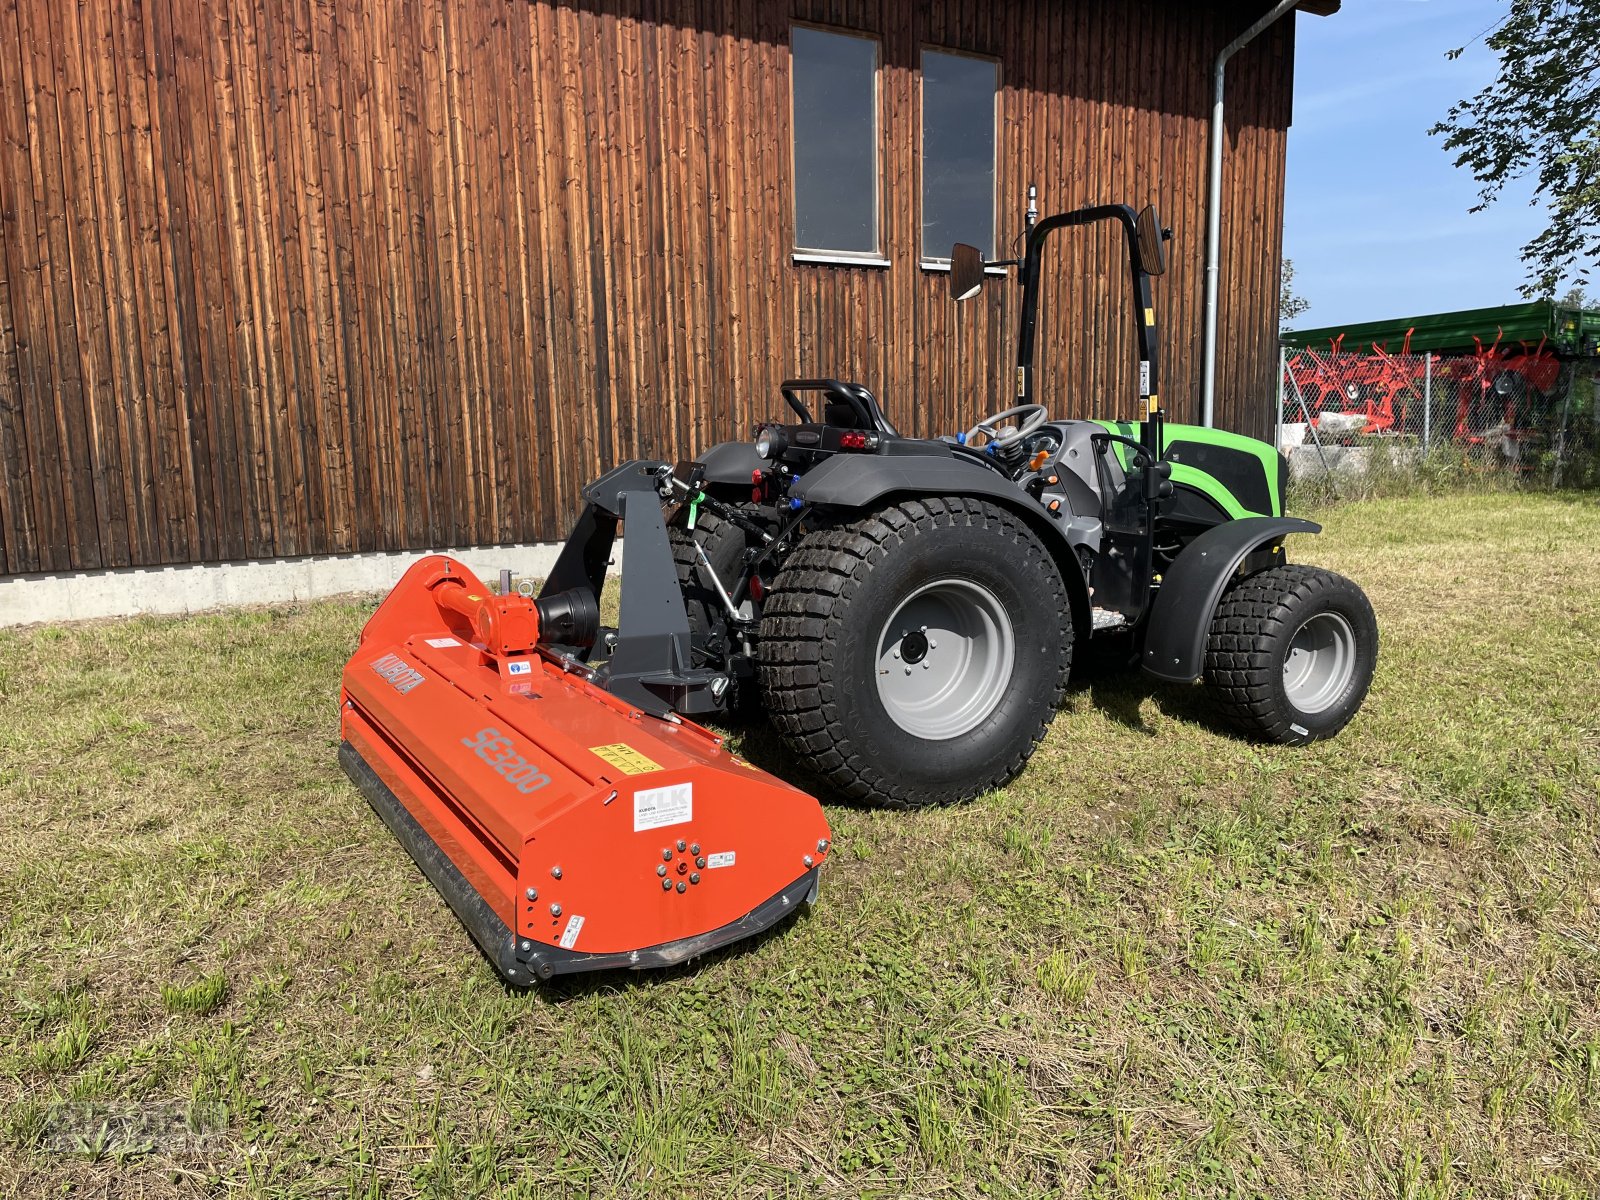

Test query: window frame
[789,23,887,266]
[917,44,1001,270]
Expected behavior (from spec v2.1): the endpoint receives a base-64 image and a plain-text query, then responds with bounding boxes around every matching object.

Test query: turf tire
[757,496,1071,808]
[1203,564,1377,745]
[667,507,748,663]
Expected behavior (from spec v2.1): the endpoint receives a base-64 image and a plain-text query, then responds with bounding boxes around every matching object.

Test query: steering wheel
[963,403,1049,449]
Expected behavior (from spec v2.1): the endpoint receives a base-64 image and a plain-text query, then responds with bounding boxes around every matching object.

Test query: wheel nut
[695,856,706,869]
[803,854,814,867]
[525,887,538,901]
[676,839,687,852]
[690,843,701,855]
[662,878,672,890]
[817,839,829,853]
[662,848,672,862]
[690,873,700,885]
[520,940,532,952]
[550,865,562,879]
[676,881,687,893]
[549,903,562,917]
[657,864,667,877]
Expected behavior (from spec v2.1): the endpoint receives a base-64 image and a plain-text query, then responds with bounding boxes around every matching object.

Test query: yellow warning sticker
[590,743,662,775]
[1144,307,1155,326]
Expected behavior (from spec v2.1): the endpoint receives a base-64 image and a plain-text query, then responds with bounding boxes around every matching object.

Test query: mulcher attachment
[340,507,830,982]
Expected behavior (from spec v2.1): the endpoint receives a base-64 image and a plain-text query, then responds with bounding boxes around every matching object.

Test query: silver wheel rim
[1282,611,1356,715]
[874,579,1016,740]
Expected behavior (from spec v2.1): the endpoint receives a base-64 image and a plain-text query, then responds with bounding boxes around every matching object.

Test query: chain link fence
[1276,345,1600,493]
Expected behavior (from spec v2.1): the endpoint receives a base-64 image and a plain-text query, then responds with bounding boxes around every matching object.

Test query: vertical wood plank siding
[0,0,1294,575]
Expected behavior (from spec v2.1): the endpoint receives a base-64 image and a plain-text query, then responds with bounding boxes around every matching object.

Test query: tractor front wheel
[1203,564,1377,744]
[758,497,1071,807]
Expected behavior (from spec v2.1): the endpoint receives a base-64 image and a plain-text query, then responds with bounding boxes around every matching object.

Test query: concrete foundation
[0,541,609,628]
[1287,442,1420,480]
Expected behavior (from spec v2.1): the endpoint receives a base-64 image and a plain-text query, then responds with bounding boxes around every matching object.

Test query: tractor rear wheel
[668,506,770,712]
[758,497,1071,807]
[1203,564,1377,744]
[668,507,748,663]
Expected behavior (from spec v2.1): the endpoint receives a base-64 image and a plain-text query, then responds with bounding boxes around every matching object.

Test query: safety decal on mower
[558,914,585,949]
[633,782,693,832]
[590,743,662,776]
[460,727,552,795]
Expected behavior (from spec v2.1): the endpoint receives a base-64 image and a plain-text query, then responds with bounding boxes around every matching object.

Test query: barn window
[920,49,998,262]
[790,26,882,262]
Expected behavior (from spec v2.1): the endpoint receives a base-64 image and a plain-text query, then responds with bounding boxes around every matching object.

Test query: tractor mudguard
[1140,516,1321,683]
[697,441,764,485]
[787,444,983,507]
[787,452,1094,642]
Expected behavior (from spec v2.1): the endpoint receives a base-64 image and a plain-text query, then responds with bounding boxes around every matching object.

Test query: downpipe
[1200,0,1300,428]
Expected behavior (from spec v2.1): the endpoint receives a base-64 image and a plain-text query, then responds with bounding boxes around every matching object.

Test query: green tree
[1280,258,1310,328]
[1431,0,1600,297]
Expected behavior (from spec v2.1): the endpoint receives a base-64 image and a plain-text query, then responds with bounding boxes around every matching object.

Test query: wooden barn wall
[0,0,1293,575]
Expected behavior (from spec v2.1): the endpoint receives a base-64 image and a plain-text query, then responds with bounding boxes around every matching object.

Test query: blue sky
[1283,0,1552,329]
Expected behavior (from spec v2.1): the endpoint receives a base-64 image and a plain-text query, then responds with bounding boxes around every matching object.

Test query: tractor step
[1091,606,1130,632]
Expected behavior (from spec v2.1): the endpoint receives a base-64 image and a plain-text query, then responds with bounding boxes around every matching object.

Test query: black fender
[697,441,765,485]
[787,452,1093,645]
[1140,516,1321,683]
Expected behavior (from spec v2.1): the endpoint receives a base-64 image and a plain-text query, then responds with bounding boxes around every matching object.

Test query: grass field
[2,492,1598,1198]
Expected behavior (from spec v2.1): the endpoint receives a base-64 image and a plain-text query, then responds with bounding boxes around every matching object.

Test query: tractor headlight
[756,425,787,460]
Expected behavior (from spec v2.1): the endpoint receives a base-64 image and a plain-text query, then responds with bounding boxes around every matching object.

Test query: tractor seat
[824,384,900,438]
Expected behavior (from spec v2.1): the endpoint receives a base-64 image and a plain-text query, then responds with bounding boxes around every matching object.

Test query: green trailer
[1282,301,1600,360]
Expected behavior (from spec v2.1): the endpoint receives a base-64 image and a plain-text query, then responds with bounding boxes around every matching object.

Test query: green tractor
[585,201,1377,808]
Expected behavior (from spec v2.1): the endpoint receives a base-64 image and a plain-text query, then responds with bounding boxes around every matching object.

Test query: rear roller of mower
[340,554,830,984]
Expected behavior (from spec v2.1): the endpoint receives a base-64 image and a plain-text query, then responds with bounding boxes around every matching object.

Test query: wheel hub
[1282,611,1357,715]
[899,630,929,664]
[874,579,1016,741]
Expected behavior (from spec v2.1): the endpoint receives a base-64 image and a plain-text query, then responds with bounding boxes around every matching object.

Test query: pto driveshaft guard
[340,556,830,983]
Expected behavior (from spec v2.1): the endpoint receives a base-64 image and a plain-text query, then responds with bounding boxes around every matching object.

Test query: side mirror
[1135,206,1168,277]
[949,243,986,302]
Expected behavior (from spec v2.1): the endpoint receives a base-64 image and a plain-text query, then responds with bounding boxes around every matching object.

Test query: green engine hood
[1094,421,1287,519]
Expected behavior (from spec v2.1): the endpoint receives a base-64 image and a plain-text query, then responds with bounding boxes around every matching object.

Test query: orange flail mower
[340,467,831,982]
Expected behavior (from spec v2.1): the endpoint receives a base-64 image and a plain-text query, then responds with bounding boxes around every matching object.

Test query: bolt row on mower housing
[340,196,1378,982]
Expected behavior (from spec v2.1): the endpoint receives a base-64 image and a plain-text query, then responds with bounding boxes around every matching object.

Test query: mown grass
[1,492,1598,1198]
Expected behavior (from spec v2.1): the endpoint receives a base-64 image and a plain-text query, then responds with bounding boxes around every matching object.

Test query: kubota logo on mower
[461,727,552,795]
[370,653,425,695]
